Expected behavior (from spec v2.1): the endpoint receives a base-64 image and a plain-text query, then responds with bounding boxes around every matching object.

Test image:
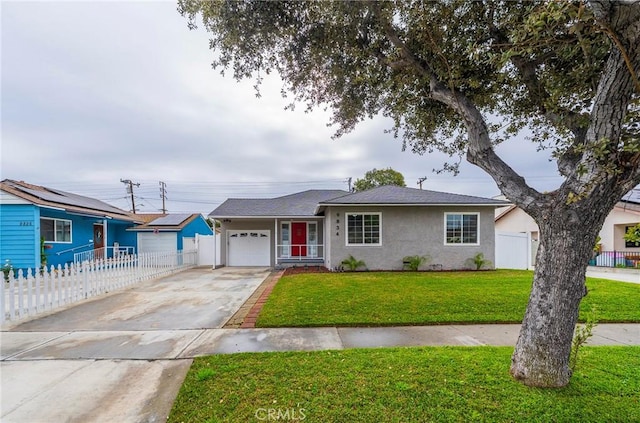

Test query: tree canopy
[179,0,640,388]
[353,168,406,192]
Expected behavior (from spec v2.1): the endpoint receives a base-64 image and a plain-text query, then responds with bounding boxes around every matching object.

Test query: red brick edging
[240,270,284,328]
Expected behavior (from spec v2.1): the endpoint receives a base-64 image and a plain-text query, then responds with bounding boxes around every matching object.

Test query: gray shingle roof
[210,186,507,218]
[209,190,349,217]
[319,185,507,206]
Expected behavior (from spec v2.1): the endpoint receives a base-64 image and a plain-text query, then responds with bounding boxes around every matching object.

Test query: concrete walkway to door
[0,267,271,423]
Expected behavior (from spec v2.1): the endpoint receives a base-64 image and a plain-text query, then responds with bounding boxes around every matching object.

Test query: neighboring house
[0,179,141,271]
[600,201,640,251]
[1,180,216,272]
[127,213,213,253]
[495,196,640,267]
[210,185,507,270]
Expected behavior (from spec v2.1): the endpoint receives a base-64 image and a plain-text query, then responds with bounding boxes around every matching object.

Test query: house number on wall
[19,221,33,226]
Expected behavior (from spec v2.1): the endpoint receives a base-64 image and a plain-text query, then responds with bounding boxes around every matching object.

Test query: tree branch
[370,2,543,211]
[484,4,588,143]
[575,1,640,188]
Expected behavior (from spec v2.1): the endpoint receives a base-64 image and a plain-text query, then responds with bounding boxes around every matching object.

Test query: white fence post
[26,271,33,317]
[1,271,7,323]
[35,269,40,313]
[8,271,16,320]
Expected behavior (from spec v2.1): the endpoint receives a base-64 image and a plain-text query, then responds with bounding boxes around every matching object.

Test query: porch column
[103,219,108,256]
[274,219,279,266]
[324,214,330,269]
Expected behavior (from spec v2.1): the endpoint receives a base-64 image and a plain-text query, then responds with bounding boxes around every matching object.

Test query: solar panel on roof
[19,187,128,214]
[150,214,192,225]
[623,189,640,203]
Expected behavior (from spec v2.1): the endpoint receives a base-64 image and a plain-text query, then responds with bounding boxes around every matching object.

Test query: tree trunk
[510,203,608,387]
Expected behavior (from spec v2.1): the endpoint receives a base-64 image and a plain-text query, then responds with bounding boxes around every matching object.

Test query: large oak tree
[179,0,640,387]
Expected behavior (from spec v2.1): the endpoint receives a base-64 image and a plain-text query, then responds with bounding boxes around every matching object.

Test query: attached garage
[228,230,271,266]
[137,232,177,254]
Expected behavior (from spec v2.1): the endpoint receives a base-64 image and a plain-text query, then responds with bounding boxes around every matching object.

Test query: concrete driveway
[0,267,271,423]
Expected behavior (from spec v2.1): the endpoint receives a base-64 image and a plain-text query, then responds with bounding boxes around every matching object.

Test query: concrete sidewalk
[586,266,640,284]
[3,324,638,361]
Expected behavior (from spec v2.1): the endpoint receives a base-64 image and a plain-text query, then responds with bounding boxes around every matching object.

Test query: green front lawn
[257,270,640,327]
[168,346,640,423]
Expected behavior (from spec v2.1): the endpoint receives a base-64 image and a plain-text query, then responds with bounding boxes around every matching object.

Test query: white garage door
[137,232,177,254]
[228,230,270,266]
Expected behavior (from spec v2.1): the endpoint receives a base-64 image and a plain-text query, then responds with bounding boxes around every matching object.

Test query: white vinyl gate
[194,234,219,267]
[495,232,531,270]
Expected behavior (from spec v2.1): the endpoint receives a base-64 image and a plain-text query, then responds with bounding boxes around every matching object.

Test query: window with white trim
[40,217,72,243]
[445,213,479,245]
[347,213,381,245]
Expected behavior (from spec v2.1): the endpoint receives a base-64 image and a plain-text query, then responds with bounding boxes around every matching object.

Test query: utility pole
[159,181,168,214]
[417,177,427,190]
[346,177,353,192]
[120,179,140,213]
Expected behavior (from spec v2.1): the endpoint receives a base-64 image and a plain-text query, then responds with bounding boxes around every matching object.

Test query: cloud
[1,0,564,214]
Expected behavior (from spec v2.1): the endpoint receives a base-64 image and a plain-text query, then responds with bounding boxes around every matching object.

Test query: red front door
[291,222,307,257]
[93,224,105,259]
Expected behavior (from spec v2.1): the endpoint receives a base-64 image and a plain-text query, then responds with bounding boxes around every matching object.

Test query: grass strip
[168,346,640,423]
[256,270,640,327]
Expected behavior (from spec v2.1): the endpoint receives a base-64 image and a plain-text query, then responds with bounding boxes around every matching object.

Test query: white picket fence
[1,250,197,323]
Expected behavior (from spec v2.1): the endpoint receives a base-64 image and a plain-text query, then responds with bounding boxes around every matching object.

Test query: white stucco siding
[495,208,539,239]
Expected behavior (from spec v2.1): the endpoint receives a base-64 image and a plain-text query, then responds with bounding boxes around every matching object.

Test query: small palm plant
[341,255,366,271]
[402,255,430,271]
[469,253,492,270]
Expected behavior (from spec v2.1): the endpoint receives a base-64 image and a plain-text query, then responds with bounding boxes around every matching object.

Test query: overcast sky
[1,0,572,216]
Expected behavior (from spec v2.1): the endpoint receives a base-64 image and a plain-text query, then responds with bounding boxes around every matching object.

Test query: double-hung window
[347,212,381,245]
[445,213,479,245]
[40,217,72,243]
